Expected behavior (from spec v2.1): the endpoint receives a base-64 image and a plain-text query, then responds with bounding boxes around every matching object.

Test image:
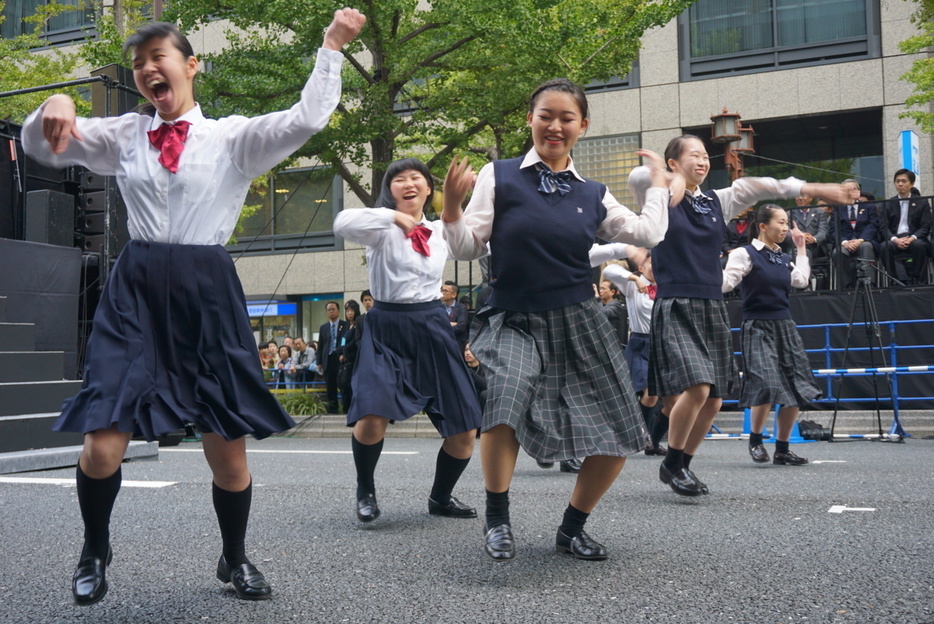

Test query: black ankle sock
[559,504,590,539]
[213,480,252,568]
[663,447,684,472]
[76,464,122,561]
[485,489,510,529]
[683,452,694,470]
[352,436,383,499]
[429,447,470,505]
[650,408,669,447]
[776,440,790,454]
[749,432,764,447]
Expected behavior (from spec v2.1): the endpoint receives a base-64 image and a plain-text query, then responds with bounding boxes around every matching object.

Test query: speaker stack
[75,171,128,255]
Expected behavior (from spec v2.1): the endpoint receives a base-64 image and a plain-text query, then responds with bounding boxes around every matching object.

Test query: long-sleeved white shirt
[333,208,449,304]
[22,48,344,246]
[443,150,669,261]
[602,263,654,335]
[722,238,810,293]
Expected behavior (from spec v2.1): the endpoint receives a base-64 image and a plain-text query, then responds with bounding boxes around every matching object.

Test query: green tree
[167,0,696,206]
[900,0,934,134]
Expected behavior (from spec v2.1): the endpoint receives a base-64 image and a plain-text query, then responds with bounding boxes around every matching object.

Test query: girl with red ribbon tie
[333,158,483,526]
[22,9,365,606]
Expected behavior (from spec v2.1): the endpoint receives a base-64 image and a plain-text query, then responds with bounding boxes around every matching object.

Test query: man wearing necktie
[832,179,879,289]
[880,169,932,285]
[780,193,829,262]
[316,301,348,413]
[440,281,468,349]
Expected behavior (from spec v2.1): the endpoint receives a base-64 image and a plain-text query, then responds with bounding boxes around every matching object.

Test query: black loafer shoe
[484,523,515,561]
[555,529,608,561]
[686,468,709,495]
[216,555,272,601]
[72,546,112,606]
[536,461,555,469]
[749,443,770,463]
[773,450,808,466]
[356,493,380,523]
[559,458,582,473]
[428,496,478,518]
[659,463,704,496]
[645,444,668,456]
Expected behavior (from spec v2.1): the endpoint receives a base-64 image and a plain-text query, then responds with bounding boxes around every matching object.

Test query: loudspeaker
[24,190,75,247]
[91,64,138,117]
[79,190,106,210]
[78,170,104,191]
[78,211,106,234]
[78,233,106,253]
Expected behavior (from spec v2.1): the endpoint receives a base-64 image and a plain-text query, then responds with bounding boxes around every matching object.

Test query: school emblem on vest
[576,207,583,213]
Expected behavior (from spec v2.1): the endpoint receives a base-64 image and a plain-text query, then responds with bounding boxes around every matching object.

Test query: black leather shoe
[484,523,515,561]
[559,458,582,473]
[216,555,272,601]
[428,496,477,518]
[686,468,709,495]
[555,529,608,561]
[536,461,554,469]
[645,444,668,456]
[356,493,380,523]
[749,443,770,463]
[72,546,112,606]
[659,463,704,496]
[773,450,808,466]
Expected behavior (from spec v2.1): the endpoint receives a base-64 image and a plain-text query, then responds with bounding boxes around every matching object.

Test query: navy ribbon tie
[536,163,572,196]
[690,193,713,215]
[766,248,785,265]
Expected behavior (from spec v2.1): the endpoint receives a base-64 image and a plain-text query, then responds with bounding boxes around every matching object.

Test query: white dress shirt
[443,150,669,261]
[692,176,806,222]
[894,198,911,240]
[602,263,654,335]
[22,48,344,246]
[721,239,810,293]
[333,208,449,304]
[588,242,630,267]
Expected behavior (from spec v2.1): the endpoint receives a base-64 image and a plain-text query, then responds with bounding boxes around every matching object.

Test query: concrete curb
[0,440,159,474]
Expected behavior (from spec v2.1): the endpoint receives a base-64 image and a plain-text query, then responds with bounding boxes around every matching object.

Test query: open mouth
[148,78,170,102]
[402,191,419,200]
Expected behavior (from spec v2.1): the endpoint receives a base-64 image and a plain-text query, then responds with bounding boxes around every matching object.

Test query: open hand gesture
[442,155,476,222]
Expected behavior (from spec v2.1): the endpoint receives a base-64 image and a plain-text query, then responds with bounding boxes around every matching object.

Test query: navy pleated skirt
[53,241,295,441]
[624,332,650,394]
[347,300,482,437]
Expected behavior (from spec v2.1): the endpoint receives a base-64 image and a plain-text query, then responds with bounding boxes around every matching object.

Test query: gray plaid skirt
[470,298,647,462]
[739,318,822,408]
[648,297,738,399]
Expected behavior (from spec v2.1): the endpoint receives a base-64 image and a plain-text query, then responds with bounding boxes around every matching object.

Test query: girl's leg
[428,430,477,516]
[480,425,520,560]
[556,456,625,560]
[662,385,709,471]
[748,403,772,463]
[351,415,389,522]
[774,406,808,465]
[685,396,722,456]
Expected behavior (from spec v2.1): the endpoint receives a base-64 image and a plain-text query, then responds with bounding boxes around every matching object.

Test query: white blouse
[722,238,810,293]
[602,263,654,335]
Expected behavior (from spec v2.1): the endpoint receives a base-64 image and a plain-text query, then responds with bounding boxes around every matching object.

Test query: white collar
[520,150,586,183]
[751,238,780,252]
[149,103,205,131]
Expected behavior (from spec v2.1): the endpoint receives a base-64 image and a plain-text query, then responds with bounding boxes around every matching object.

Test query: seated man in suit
[880,169,932,286]
[440,281,469,349]
[781,193,829,261]
[831,179,879,289]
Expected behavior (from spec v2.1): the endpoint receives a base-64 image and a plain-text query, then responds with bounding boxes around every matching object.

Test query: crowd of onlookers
[720,169,933,289]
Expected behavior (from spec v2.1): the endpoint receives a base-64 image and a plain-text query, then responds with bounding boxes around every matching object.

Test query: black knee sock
[776,440,790,454]
[352,436,383,499]
[76,464,122,561]
[650,409,669,447]
[663,447,684,472]
[429,447,470,505]
[213,480,252,568]
[683,452,694,470]
[639,401,655,430]
[485,489,510,529]
[750,432,764,447]
[559,504,590,539]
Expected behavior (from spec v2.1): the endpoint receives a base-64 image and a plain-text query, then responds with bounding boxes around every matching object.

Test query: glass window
[572,134,642,210]
[2,0,94,41]
[690,0,773,58]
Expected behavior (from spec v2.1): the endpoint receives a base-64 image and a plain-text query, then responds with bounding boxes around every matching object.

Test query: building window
[2,0,95,43]
[680,0,880,80]
[583,60,640,93]
[227,168,343,255]
[573,134,642,209]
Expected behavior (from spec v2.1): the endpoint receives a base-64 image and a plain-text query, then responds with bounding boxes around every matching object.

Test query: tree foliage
[167,0,695,206]
[899,0,934,134]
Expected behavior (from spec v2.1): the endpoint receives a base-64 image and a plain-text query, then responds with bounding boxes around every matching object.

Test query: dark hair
[123,22,195,60]
[528,78,588,120]
[279,345,292,358]
[344,299,361,322]
[910,187,920,196]
[375,158,434,212]
[443,280,460,295]
[267,340,278,348]
[600,279,620,298]
[750,204,785,243]
[325,300,339,311]
[894,168,916,185]
[360,289,373,300]
[664,134,705,172]
[859,192,875,202]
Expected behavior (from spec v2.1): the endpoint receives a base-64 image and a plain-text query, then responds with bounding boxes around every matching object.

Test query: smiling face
[132,35,198,121]
[667,137,710,190]
[759,208,789,246]
[390,169,432,218]
[527,91,588,172]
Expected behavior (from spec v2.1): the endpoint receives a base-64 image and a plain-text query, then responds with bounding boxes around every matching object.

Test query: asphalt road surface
[1,436,932,624]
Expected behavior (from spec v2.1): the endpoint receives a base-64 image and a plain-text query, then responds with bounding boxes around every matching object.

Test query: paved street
[1,436,932,624]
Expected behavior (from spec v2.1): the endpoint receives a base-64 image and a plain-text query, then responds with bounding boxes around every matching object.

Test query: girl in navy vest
[723,204,821,466]
[333,158,483,526]
[443,79,670,562]
[22,10,365,605]
[649,135,847,497]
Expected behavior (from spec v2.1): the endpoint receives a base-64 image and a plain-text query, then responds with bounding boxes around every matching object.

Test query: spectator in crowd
[337,300,363,413]
[316,301,348,413]
[275,345,294,389]
[282,336,293,348]
[258,340,275,370]
[360,289,375,312]
[881,169,932,286]
[721,206,754,268]
[781,193,829,261]
[441,281,469,348]
[831,179,879,289]
[291,336,316,386]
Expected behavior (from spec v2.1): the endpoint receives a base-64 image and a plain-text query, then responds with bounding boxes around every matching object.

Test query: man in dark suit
[832,179,879,289]
[781,193,829,260]
[880,169,932,286]
[441,281,469,349]
[316,301,348,413]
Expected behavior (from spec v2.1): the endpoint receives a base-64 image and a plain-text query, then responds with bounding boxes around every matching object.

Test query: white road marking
[160,449,418,455]
[828,505,876,513]
[0,477,176,488]
[812,460,847,464]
